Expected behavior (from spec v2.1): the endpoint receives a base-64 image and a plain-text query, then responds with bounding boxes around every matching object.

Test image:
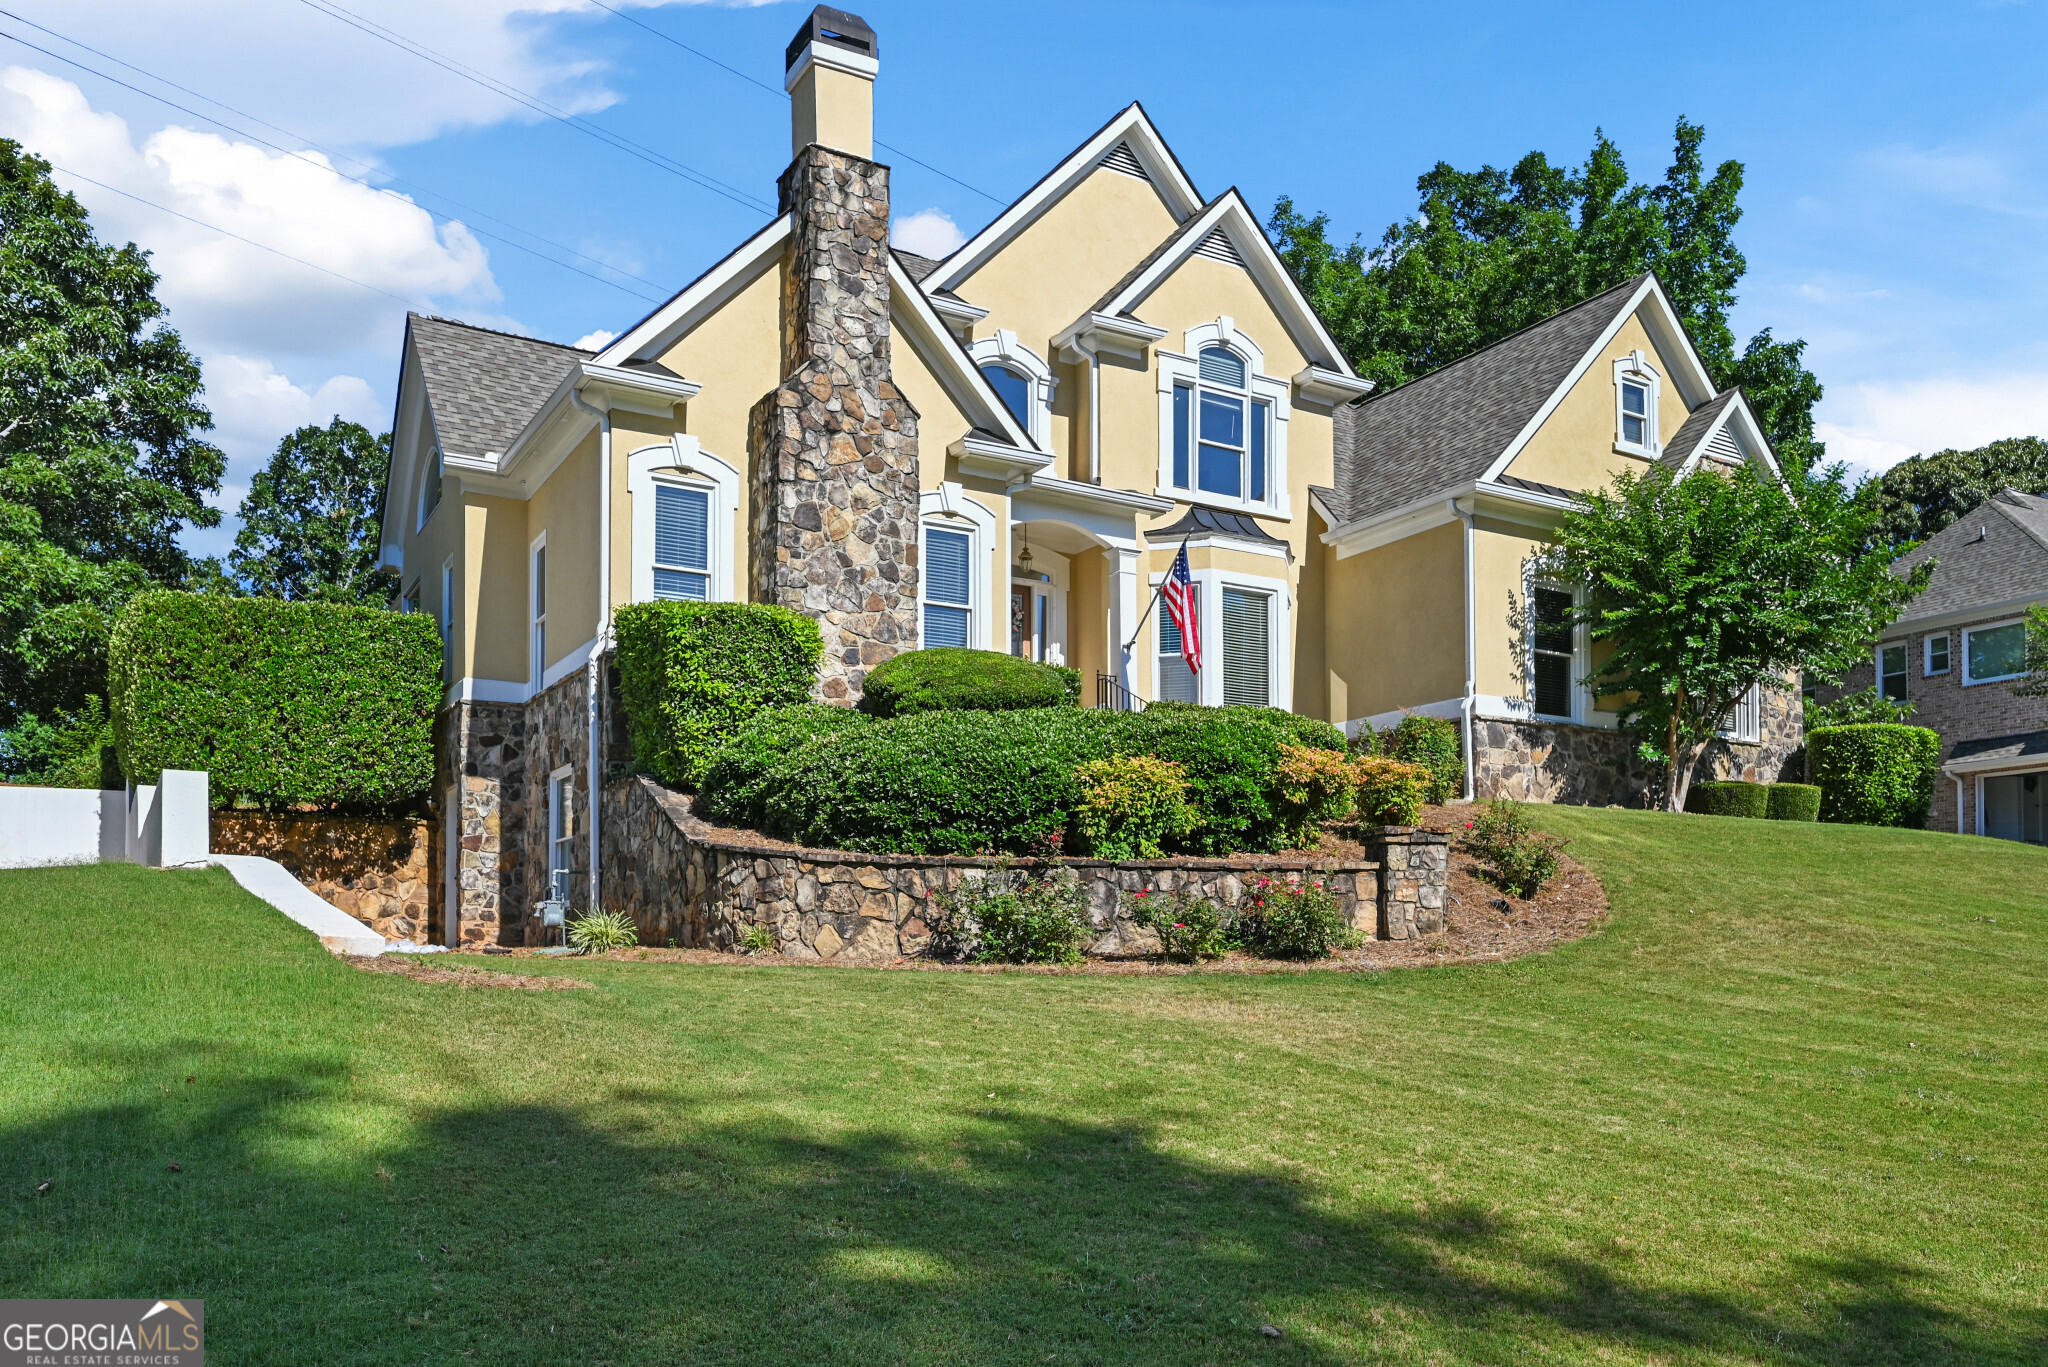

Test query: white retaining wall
[0,785,125,868]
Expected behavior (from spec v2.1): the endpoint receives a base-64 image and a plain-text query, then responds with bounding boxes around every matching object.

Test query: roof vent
[1098,142,1149,181]
[1702,426,1741,465]
[1193,228,1245,269]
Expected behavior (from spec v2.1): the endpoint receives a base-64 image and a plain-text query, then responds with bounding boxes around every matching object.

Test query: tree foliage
[1545,463,1923,811]
[231,418,396,605]
[1267,119,1827,471]
[2016,604,2048,701]
[1870,436,2048,549]
[0,139,223,772]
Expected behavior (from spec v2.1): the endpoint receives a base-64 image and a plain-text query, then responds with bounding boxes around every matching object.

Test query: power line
[0,22,663,302]
[580,0,1005,206]
[0,6,667,298]
[293,0,774,215]
[48,162,422,307]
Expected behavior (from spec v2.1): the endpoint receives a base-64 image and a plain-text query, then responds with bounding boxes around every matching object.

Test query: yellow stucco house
[379,5,1797,945]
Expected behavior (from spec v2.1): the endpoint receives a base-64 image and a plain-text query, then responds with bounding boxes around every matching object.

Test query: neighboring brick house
[1821,488,2048,839]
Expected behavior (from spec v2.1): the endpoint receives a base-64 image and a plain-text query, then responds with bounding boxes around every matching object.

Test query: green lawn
[3,809,2044,1365]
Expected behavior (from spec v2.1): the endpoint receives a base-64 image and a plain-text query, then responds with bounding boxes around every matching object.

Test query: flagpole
[1122,532,1192,654]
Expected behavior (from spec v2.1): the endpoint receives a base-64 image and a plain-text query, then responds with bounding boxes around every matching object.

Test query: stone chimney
[749,6,919,704]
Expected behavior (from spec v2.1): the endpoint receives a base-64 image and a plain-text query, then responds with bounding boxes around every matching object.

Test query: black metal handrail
[1096,671,1145,713]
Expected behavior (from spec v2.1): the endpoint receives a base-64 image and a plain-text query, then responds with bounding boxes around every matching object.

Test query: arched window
[979,363,1032,429]
[967,331,1054,446]
[1171,346,1269,502]
[628,437,741,604]
[415,444,443,533]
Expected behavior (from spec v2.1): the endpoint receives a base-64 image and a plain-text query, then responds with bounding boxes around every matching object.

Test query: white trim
[545,763,577,907]
[541,636,598,693]
[1962,617,2029,686]
[1612,350,1662,460]
[888,254,1037,450]
[1292,364,1374,409]
[439,556,455,680]
[1944,751,2048,776]
[627,436,740,605]
[1524,574,1592,726]
[967,330,1056,447]
[919,485,998,652]
[783,40,878,90]
[1145,564,1291,708]
[1009,474,1174,522]
[1877,639,1910,702]
[601,215,792,366]
[1716,681,1764,745]
[1052,311,1168,365]
[924,104,1203,296]
[1154,318,1292,518]
[529,531,548,688]
[451,678,531,706]
[1925,631,1952,676]
[950,432,1052,483]
[1353,695,1622,738]
[414,441,444,534]
[1895,593,2048,635]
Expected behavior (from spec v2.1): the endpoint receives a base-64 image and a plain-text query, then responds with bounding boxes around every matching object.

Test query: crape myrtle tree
[1268,118,1828,473]
[1542,461,1925,812]
[230,417,397,606]
[0,139,224,778]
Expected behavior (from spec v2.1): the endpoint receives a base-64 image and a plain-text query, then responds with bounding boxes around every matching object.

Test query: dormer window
[1612,350,1661,458]
[967,331,1054,446]
[980,364,1031,428]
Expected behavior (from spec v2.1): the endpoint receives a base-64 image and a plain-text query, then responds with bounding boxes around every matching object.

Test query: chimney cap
[786,6,877,72]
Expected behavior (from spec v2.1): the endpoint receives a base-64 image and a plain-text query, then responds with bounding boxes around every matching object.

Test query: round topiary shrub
[1766,783,1822,822]
[860,647,1080,718]
[1685,780,1770,819]
[698,704,872,827]
[1807,723,1941,828]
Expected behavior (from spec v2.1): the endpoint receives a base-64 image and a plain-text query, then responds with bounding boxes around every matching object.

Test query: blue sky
[5,1,2046,557]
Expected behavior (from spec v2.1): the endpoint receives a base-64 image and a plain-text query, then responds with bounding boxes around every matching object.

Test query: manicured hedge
[1686,780,1769,819]
[107,590,441,810]
[614,601,823,787]
[860,647,1080,717]
[697,704,870,828]
[1807,723,1941,828]
[1766,783,1822,822]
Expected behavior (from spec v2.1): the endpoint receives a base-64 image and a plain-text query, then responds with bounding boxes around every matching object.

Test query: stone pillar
[749,144,920,704]
[1365,828,1450,940]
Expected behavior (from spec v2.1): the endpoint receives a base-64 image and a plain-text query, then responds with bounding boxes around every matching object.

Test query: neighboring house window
[1172,347,1271,502]
[1531,586,1576,719]
[1612,351,1661,457]
[1925,633,1951,676]
[922,525,973,648]
[416,445,443,532]
[966,330,1053,445]
[1964,620,2027,685]
[547,768,574,903]
[1220,585,1271,708]
[530,538,547,684]
[1157,607,1198,703]
[1878,642,1907,700]
[652,484,710,601]
[1718,682,1763,744]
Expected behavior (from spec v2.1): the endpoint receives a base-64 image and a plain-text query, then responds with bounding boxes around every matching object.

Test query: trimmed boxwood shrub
[859,647,1081,717]
[698,704,871,828]
[614,601,823,787]
[107,590,441,810]
[1767,783,1822,822]
[1808,723,1941,828]
[1686,780,1770,819]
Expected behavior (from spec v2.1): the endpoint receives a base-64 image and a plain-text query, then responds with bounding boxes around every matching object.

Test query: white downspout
[1083,344,1102,485]
[568,385,611,914]
[1454,497,1477,801]
[1953,772,1966,835]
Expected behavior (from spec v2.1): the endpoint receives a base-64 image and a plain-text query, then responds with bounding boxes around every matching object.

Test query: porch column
[1106,542,1143,695]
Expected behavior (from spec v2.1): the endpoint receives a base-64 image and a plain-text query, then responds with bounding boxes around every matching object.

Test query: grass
[2,808,2044,1365]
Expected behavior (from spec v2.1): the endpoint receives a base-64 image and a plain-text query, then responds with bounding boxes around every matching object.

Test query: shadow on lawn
[5,1061,2040,1366]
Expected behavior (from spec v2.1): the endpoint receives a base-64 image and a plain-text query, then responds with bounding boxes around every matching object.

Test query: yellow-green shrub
[1072,754,1194,860]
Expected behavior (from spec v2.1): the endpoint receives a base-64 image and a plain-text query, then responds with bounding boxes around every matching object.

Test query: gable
[1139,253,1310,379]
[1500,308,1695,493]
[650,256,782,470]
[1894,491,2048,626]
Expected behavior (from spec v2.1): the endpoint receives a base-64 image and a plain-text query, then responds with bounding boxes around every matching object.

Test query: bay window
[1220,586,1271,707]
[1156,609,1198,703]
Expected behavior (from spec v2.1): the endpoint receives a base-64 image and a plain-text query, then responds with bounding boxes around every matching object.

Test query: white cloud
[1816,372,2048,479]
[891,207,967,259]
[572,329,619,351]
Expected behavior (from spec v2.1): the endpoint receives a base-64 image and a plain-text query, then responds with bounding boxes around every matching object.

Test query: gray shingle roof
[1329,275,1645,525]
[1949,728,2048,765]
[1660,387,1741,468]
[1895,487,2048,623]
[408,313,590,460]
[893,250,940,282]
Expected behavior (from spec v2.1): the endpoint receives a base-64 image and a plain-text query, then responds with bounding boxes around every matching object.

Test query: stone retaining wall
[211,811,435,942]
[601,776,1448,963]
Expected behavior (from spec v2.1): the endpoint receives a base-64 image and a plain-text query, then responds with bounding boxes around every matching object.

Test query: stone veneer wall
[1474,687,1805,806]
[439,698,528,946]
[747,144,920,704]
[601,776,1449,962]
[211,811,435,942]
[518,669,594,941]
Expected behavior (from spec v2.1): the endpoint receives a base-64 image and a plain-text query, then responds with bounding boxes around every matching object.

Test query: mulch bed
[349,955,594,990]
[446,802,1606,977]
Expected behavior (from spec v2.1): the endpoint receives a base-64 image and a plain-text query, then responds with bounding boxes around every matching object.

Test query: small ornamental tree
[1545,460,1925,812]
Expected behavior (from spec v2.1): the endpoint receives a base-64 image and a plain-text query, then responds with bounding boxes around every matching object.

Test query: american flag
[1163,543,1200,673]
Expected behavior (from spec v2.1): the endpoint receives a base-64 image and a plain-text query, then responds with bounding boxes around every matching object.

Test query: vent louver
[1099,142,1149,181]
[1193,229,1245,268]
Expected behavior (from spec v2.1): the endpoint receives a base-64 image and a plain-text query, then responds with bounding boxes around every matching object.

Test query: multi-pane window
[980,364,1031,429]
[1718,682,1762,743]
[923,526,972,649]
[1220,587,1270,708]
[1171,347,1269,504]
[531,543,547,684]
[653,483,710,601]
[1157,605,1198,703]
[548,772,574,903]
[1532,587,1575,718]
[1620,379,1649,447]
[1925,633,1951,675]
[1964,622,2026,685]
[1878,641,1908,700]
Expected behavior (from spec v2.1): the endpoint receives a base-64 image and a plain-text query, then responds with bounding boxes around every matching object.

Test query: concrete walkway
[206,854,386,957]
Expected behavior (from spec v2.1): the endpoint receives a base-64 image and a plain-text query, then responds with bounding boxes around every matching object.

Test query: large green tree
[1870,436,2048,548]
[0,139,224,776]
[231,418,396,606]
[1545,463,1923,812]
[1269,119,1827,471]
